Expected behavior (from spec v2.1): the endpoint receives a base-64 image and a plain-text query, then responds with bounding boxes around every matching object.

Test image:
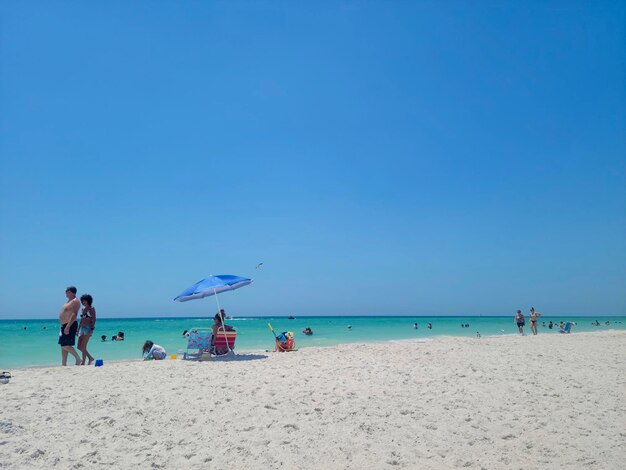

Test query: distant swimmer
[347,325,352,330]
[413,323,418,329]
[476,332,481,338]
[427,323,432,329]
[256,262,264,269]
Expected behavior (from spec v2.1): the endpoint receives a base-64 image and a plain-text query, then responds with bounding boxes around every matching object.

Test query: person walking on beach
[514,310,525,335]
[77,294,96,365]
[59,286,82,365]
[529,307,541,336]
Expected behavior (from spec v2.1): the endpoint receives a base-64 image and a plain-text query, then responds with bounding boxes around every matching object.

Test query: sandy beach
[1,331,624,469]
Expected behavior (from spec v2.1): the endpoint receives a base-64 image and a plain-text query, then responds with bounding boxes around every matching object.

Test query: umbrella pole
[212,288,232,353]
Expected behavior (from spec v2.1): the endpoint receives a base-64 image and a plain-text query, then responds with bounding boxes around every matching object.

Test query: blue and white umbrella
[173,274,253,302]
[174,274,253,354]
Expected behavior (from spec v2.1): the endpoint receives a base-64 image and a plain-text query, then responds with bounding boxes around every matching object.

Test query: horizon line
[1,313,625,321]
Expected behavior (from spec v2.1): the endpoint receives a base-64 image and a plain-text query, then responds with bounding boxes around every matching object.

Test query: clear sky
[1,1,624,319]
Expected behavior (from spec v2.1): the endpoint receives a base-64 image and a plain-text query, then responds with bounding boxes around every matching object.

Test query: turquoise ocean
[1,315,625,369]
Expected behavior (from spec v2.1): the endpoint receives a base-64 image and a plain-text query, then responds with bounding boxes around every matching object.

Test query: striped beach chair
[213,329,237,356]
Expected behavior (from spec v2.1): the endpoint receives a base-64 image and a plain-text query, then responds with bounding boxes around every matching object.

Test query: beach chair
[213,328,237,356]
[559,322,573,334]
[183,328,212,360]
[275,331,296,352]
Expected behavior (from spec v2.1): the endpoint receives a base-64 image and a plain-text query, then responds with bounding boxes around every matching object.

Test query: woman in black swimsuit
[529,307,541,336]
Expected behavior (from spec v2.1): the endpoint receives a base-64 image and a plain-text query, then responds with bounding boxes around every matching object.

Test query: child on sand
[142,341,166,360]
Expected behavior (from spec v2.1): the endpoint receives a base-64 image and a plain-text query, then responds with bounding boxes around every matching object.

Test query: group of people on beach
[57,286,127,366]
[55,288,590,367]
[514,308,575,335]
[514,308,541,335]
[58,286,96,366]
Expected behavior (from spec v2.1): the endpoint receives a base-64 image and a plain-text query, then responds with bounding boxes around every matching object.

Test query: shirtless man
[59,286,82,366]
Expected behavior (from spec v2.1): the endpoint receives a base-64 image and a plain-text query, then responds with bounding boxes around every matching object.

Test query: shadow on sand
[203,353,268,362]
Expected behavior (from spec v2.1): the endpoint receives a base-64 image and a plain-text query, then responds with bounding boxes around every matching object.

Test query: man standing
[59,286,82,366]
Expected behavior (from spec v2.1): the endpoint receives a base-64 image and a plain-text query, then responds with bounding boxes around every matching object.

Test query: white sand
[1,331,624,469]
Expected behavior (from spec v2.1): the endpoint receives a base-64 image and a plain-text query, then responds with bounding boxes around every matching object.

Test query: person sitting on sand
[514,310,525,335]
[142,340,166,360]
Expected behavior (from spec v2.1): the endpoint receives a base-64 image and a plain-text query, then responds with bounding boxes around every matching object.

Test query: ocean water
[1,315,624,369]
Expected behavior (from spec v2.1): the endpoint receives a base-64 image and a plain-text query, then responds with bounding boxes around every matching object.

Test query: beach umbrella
[173,274,253,353]
[173,274,253,303]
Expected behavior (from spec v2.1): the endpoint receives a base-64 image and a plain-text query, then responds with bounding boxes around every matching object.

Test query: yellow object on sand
[171,354,177,360]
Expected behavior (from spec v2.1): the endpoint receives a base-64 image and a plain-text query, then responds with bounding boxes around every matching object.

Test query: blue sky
[1,1,624,319]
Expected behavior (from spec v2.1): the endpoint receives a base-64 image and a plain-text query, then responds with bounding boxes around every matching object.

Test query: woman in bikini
[529,307,541,336]
[77,294,96,365]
